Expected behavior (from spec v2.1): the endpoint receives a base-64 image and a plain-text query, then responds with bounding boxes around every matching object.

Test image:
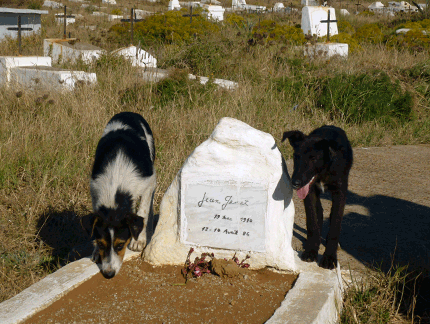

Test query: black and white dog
[89,112,156,279]
[282,125,353,269]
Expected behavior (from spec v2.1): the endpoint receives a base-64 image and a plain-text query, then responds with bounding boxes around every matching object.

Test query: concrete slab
[0,251,343,324]
[304,43,348,59]
[0,56,51,84]
[44,38,103,64]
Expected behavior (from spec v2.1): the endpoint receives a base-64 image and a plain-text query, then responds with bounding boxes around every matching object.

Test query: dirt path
[288,145,430,273]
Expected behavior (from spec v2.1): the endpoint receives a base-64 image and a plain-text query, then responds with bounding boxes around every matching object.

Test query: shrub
[109,10,219,46]
[317,71,413,125]
[353,23,383,44]
[386,30,430,51]
[337,20,355,34]
[111,8,122,15]
[224,12,245,26]
[252,20,306,45]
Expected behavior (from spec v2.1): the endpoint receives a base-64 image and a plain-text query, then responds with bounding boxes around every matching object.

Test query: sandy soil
[26,259,296,324]
[24,145,430,323]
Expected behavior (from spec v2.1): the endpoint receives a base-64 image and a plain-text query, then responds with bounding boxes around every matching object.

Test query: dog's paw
[128,237,146,252]
[319,254,337,269]
[301,250,318,263]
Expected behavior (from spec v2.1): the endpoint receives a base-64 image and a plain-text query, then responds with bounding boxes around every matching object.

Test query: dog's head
[282,130,333,199]
[86,209,143,279]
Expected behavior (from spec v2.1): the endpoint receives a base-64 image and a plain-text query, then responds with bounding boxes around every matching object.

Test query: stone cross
[320,10,337,42]
[6,16,33,54]
[182,4,199,24]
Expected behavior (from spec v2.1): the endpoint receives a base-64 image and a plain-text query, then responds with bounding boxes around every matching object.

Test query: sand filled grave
[25,257,297,324]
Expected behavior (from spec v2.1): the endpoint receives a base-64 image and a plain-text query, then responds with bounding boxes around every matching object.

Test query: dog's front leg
[129,174,156,252]
[302,187,323,262]
[320,189,346,269]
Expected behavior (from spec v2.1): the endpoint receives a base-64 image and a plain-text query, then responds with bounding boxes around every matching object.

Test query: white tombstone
[0,56,96,91]
[301,6,338,38]
[43,38,103,64]
[168,0,181,10]
[0,56,51,84]
[43,1,62,8]
[232,0,247,9]
[340,8,350,15]
[144,117,296,271]
[273,3,285,11]
[368,1,385,12]
[112,45,157,68]
[108,14,123,21]
[55,13,75,25]
[203,4,225,21]
[301,0,319,6]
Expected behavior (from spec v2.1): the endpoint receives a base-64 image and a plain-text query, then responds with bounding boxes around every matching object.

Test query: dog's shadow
[293,190,430,272]
[341,191,430,271]
[36,210,160,266]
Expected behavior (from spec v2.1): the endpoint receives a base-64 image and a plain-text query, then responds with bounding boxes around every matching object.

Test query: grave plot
[44,38,103,64]
[0,56,97,91]
[301,6,348,58]
[23,259,297,324]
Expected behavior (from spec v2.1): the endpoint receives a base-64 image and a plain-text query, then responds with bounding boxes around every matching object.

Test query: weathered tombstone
[144,118,296,271]
[301,6,338,38]
[0,56,97,90]
[44,38,103,64]
[168,0,181,10]
[202,4,225,21]
[301,6,348,59]
[0,8,48,41]
[112,45,157,68]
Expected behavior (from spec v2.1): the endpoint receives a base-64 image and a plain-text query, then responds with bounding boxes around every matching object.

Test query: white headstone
[168,0,181,10]
[340,8,350,15]
[43,39,103,64]
[203,4,225,21]
[273,3,285,11]
[144,117,296,271]
[301,0,319,6]
[112,45,157,68]
[301,6,338,38]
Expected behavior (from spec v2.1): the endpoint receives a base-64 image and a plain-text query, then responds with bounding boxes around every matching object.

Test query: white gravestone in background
[301,6,338,38]
[144,117,296,271]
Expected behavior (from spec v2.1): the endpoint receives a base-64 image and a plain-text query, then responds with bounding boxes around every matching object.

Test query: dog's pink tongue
[297,182,311,200]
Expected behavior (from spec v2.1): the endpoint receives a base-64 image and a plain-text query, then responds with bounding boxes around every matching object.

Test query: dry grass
[0,1,429,322]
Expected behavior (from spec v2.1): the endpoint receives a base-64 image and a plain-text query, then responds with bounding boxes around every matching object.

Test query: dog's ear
[282,131,305,149]
[126,213,144,240]
[81,213,102,238]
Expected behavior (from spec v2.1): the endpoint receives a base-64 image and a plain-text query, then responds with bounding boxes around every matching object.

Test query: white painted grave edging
[144,117,296,271]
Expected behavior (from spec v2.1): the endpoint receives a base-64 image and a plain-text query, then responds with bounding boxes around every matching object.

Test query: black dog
[282,125,353,269]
